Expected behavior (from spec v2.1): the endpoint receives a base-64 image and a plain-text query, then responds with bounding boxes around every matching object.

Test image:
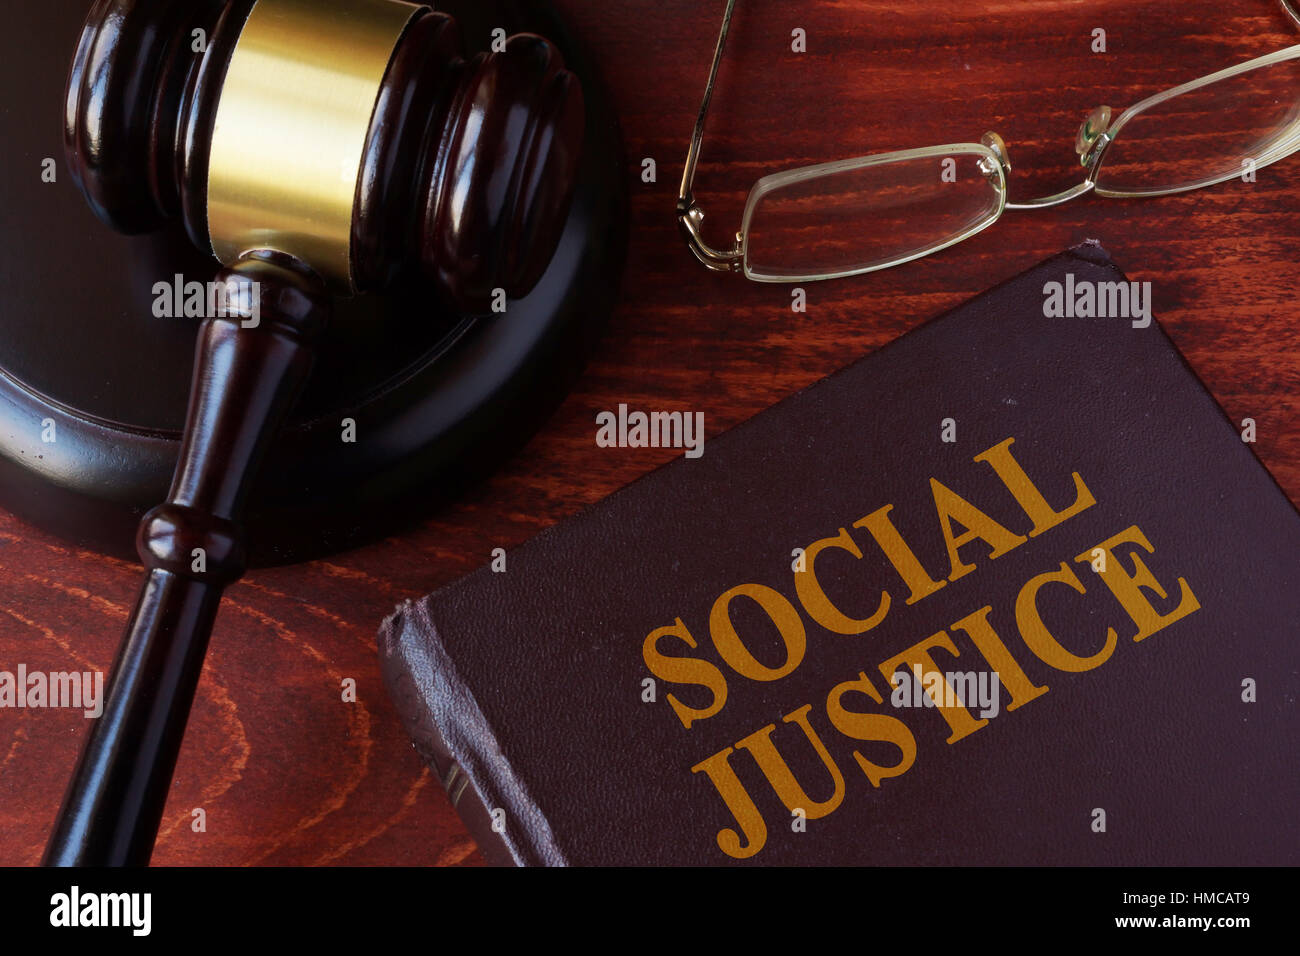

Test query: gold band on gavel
[206,0,422,291]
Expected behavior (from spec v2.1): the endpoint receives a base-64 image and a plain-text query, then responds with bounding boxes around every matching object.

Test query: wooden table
[2,0,1297,865]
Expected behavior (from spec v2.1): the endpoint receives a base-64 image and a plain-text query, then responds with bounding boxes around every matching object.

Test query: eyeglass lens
[741,147,1004,282]
[1095,52,1300,197]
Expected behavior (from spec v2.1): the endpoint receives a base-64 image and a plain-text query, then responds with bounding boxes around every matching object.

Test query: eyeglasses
[678,0,1300,282]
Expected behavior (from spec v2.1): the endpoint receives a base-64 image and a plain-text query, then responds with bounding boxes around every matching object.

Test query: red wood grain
[2,0,1297,865]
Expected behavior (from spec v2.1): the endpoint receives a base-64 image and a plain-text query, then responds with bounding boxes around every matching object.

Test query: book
[378,244,1300,866]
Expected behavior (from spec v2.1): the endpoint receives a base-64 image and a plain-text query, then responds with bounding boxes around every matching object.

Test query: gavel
[44,0,583,866]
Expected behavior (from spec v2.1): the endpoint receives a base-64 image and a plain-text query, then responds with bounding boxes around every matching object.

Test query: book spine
[377,598,566,867]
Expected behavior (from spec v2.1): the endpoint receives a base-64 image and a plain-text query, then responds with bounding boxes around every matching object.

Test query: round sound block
[0,0,627,565]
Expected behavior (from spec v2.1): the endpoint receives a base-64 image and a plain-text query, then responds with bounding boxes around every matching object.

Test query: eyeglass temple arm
[679,0,744,271]
[1010,0,1300,209]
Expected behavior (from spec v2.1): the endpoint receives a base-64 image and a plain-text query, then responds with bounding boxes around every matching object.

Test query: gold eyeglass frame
[678,0,1300,282]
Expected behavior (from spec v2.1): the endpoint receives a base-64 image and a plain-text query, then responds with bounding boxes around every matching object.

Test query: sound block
[0,0,626,565]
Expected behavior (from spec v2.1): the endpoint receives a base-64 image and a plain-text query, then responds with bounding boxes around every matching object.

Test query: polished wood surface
[4,0,1299,865]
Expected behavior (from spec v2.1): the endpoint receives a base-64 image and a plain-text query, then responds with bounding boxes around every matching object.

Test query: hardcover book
[379,244,1300,866]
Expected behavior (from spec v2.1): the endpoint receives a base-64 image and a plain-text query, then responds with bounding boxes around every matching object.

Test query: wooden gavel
[44,0,583,866]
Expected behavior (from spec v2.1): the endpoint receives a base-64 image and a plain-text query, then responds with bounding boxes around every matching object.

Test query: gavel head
[64,0,585,311]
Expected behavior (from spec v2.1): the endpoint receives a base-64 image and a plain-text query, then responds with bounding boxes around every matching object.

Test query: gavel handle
[43,256,328,866]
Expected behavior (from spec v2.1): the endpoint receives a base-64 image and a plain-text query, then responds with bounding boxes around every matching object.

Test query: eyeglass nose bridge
[1075,105,1114,167]
[978,131,1012,181]
[1002,105,1116,210]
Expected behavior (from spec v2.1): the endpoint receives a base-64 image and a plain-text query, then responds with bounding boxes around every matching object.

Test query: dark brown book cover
[378,244,1300,866]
